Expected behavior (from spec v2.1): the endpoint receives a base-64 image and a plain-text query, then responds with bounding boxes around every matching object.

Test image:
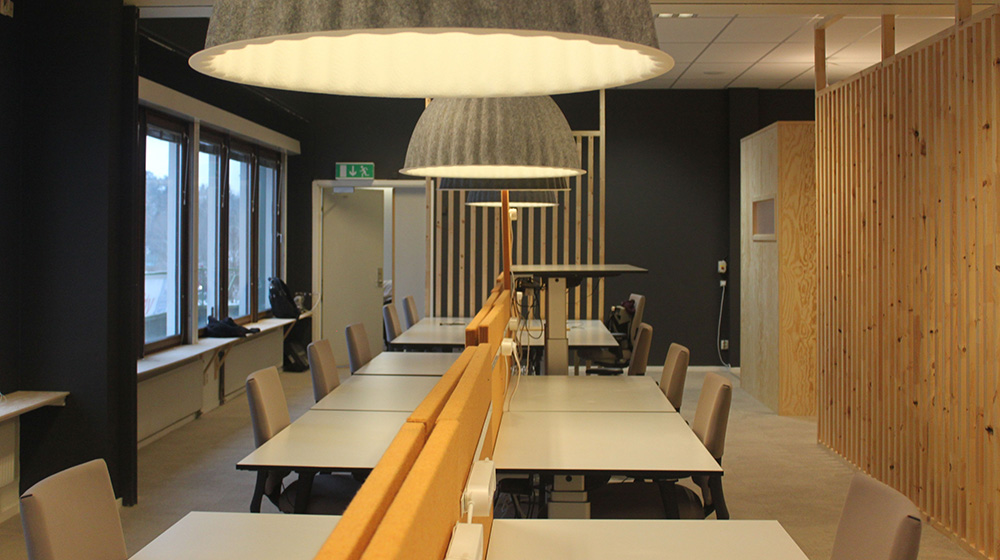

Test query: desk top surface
[514,319,617,348]
[486,519,808,560]
[237,410,408,470]
[492,411,721,476]
[390,317,471,346]
[131,512,340,560]
[312,375,439,412]
[507,376,673,413]
[511,264,647,277]
[353,351,460,376]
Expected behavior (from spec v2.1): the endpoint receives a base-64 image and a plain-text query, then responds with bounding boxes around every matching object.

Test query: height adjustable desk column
[510,264,646,375]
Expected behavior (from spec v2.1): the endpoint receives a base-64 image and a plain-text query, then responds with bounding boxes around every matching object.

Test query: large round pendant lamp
[401,97,584,180]
[189,0,673,98]
[465,190,559,208]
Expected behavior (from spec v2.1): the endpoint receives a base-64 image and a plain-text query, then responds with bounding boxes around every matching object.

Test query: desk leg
[250,471,268,513]
[548,474,590,519]
[294,471,316,513]
[544,277,569,375]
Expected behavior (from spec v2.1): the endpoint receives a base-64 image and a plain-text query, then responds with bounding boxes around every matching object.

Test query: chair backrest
[690,372,732,461]
[19,459,127,560]
[383,303,403,341]
[626,323,653,376]
[402,295,420,330]
[659,342,690,411]
[345,322,373,373]
[831,473,922,560]
[307,338,341,402]
[628,293,646,344]
[246,366,291,448]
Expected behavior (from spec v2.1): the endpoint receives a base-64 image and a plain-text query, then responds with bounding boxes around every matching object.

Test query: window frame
[138,110,286,355]
[140,110,191,355]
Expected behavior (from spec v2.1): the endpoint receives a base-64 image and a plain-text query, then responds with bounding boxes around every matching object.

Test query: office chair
[659,342,690,411]
[246,367,360,514]
[587,323,652,376]
[831,473,922,560]
[383,303,404,348]
[590,372,733,520]
[402,295,420,330]
[20,459,127,560]
[345,322,373,374]
[307,338,341,402]
[581,293,646,369]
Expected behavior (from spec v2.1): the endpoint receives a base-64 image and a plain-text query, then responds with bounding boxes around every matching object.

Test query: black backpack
[269,277,300,319]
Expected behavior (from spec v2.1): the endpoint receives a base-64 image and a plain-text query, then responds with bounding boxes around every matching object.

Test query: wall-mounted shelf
[0,391,69,424]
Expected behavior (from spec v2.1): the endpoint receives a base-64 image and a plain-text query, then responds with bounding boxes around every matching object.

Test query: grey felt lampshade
[189,0,673,98]
[401,97,585,180]
[465,190,559,208]
[439,177,570,191]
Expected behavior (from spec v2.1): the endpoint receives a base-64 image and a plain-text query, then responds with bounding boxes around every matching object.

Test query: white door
[322,189,385,365]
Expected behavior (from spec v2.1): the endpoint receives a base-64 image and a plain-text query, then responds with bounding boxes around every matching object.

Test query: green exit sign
[335,162,374,180]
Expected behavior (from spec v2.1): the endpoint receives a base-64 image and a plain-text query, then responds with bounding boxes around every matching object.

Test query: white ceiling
[628,13,954,89]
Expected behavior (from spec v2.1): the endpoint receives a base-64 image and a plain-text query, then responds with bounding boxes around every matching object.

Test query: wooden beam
[815,27,827,90]
[815,14,843,30]
[955,0,972,22]
[881,14,895,60]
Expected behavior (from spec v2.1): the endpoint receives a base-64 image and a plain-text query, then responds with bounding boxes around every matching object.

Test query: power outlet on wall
[720,339,729,350]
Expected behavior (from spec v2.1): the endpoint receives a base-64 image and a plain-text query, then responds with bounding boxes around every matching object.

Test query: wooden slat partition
[817,9,1000,559]
[432,131,605,320]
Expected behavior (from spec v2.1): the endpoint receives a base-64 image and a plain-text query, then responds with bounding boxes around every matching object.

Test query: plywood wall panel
[817,10,1000,559]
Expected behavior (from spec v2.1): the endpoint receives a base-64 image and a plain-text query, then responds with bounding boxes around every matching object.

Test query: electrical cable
[716,283,731,368]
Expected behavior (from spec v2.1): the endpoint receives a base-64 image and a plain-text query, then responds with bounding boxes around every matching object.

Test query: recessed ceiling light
[678,13,696,18]
[657,13,674,18]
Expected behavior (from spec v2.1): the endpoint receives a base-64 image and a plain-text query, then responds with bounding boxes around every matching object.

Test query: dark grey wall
[14,2,138,502]
[0,13,19,395]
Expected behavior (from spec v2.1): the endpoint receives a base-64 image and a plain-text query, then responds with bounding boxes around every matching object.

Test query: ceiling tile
[696,42,776,63]
[672,77,734,89]
[730,63,813,88]
[786,17,881,51]
[685,62,752,80]
[828,42,881,64]
[715,16,813,43]
[659,43,709,64]
[759,42,815,64]
[895,17,954,50]
[655,17,732,43]
[620,62,687,89]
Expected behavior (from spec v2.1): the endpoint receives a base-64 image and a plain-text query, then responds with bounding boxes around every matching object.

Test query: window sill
[137,313,310,383]
[0,391,70,424]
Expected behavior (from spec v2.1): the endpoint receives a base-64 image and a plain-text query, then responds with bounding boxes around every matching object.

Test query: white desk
[237,410,408,472]
[486,519,809,560]
[389,317,470,348]
[312,375,439,412]
[507,376,673,413]
[514,319,617,349]
[131,512,340,560]
[492,412,721,477]
[354,351,459,376]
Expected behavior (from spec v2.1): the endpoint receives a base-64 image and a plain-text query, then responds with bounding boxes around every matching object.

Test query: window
[143,116,187,348]
[257,155,281,313]
[197,136,223,328]
[139,109,285,355]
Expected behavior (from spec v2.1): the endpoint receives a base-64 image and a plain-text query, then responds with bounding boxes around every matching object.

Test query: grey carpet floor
[0,367,978,559]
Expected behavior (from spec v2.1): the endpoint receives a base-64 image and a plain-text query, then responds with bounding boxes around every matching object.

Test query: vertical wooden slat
[818,9,1000,559]
[470,200,477,311]
[599,90,607,320]
[459,191,466,316]
[815,27,827,90]
[586,135,595,319]
[435,185,443,317]
[574,139,583,319]
[447,190,455,317]
[882,14,896,60]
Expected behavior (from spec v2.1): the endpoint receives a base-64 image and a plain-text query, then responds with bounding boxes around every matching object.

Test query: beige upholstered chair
[659,342,690,411]
[19,459,127,560]
[625,323,653,376]
[626,293,646,349]
[383,303,404,343]
[402,295,420,330]
[831,473,922,560]
[590,372,733,520]
[307,338,341,402]
[345,322,373,373]
[246,367,359,514]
